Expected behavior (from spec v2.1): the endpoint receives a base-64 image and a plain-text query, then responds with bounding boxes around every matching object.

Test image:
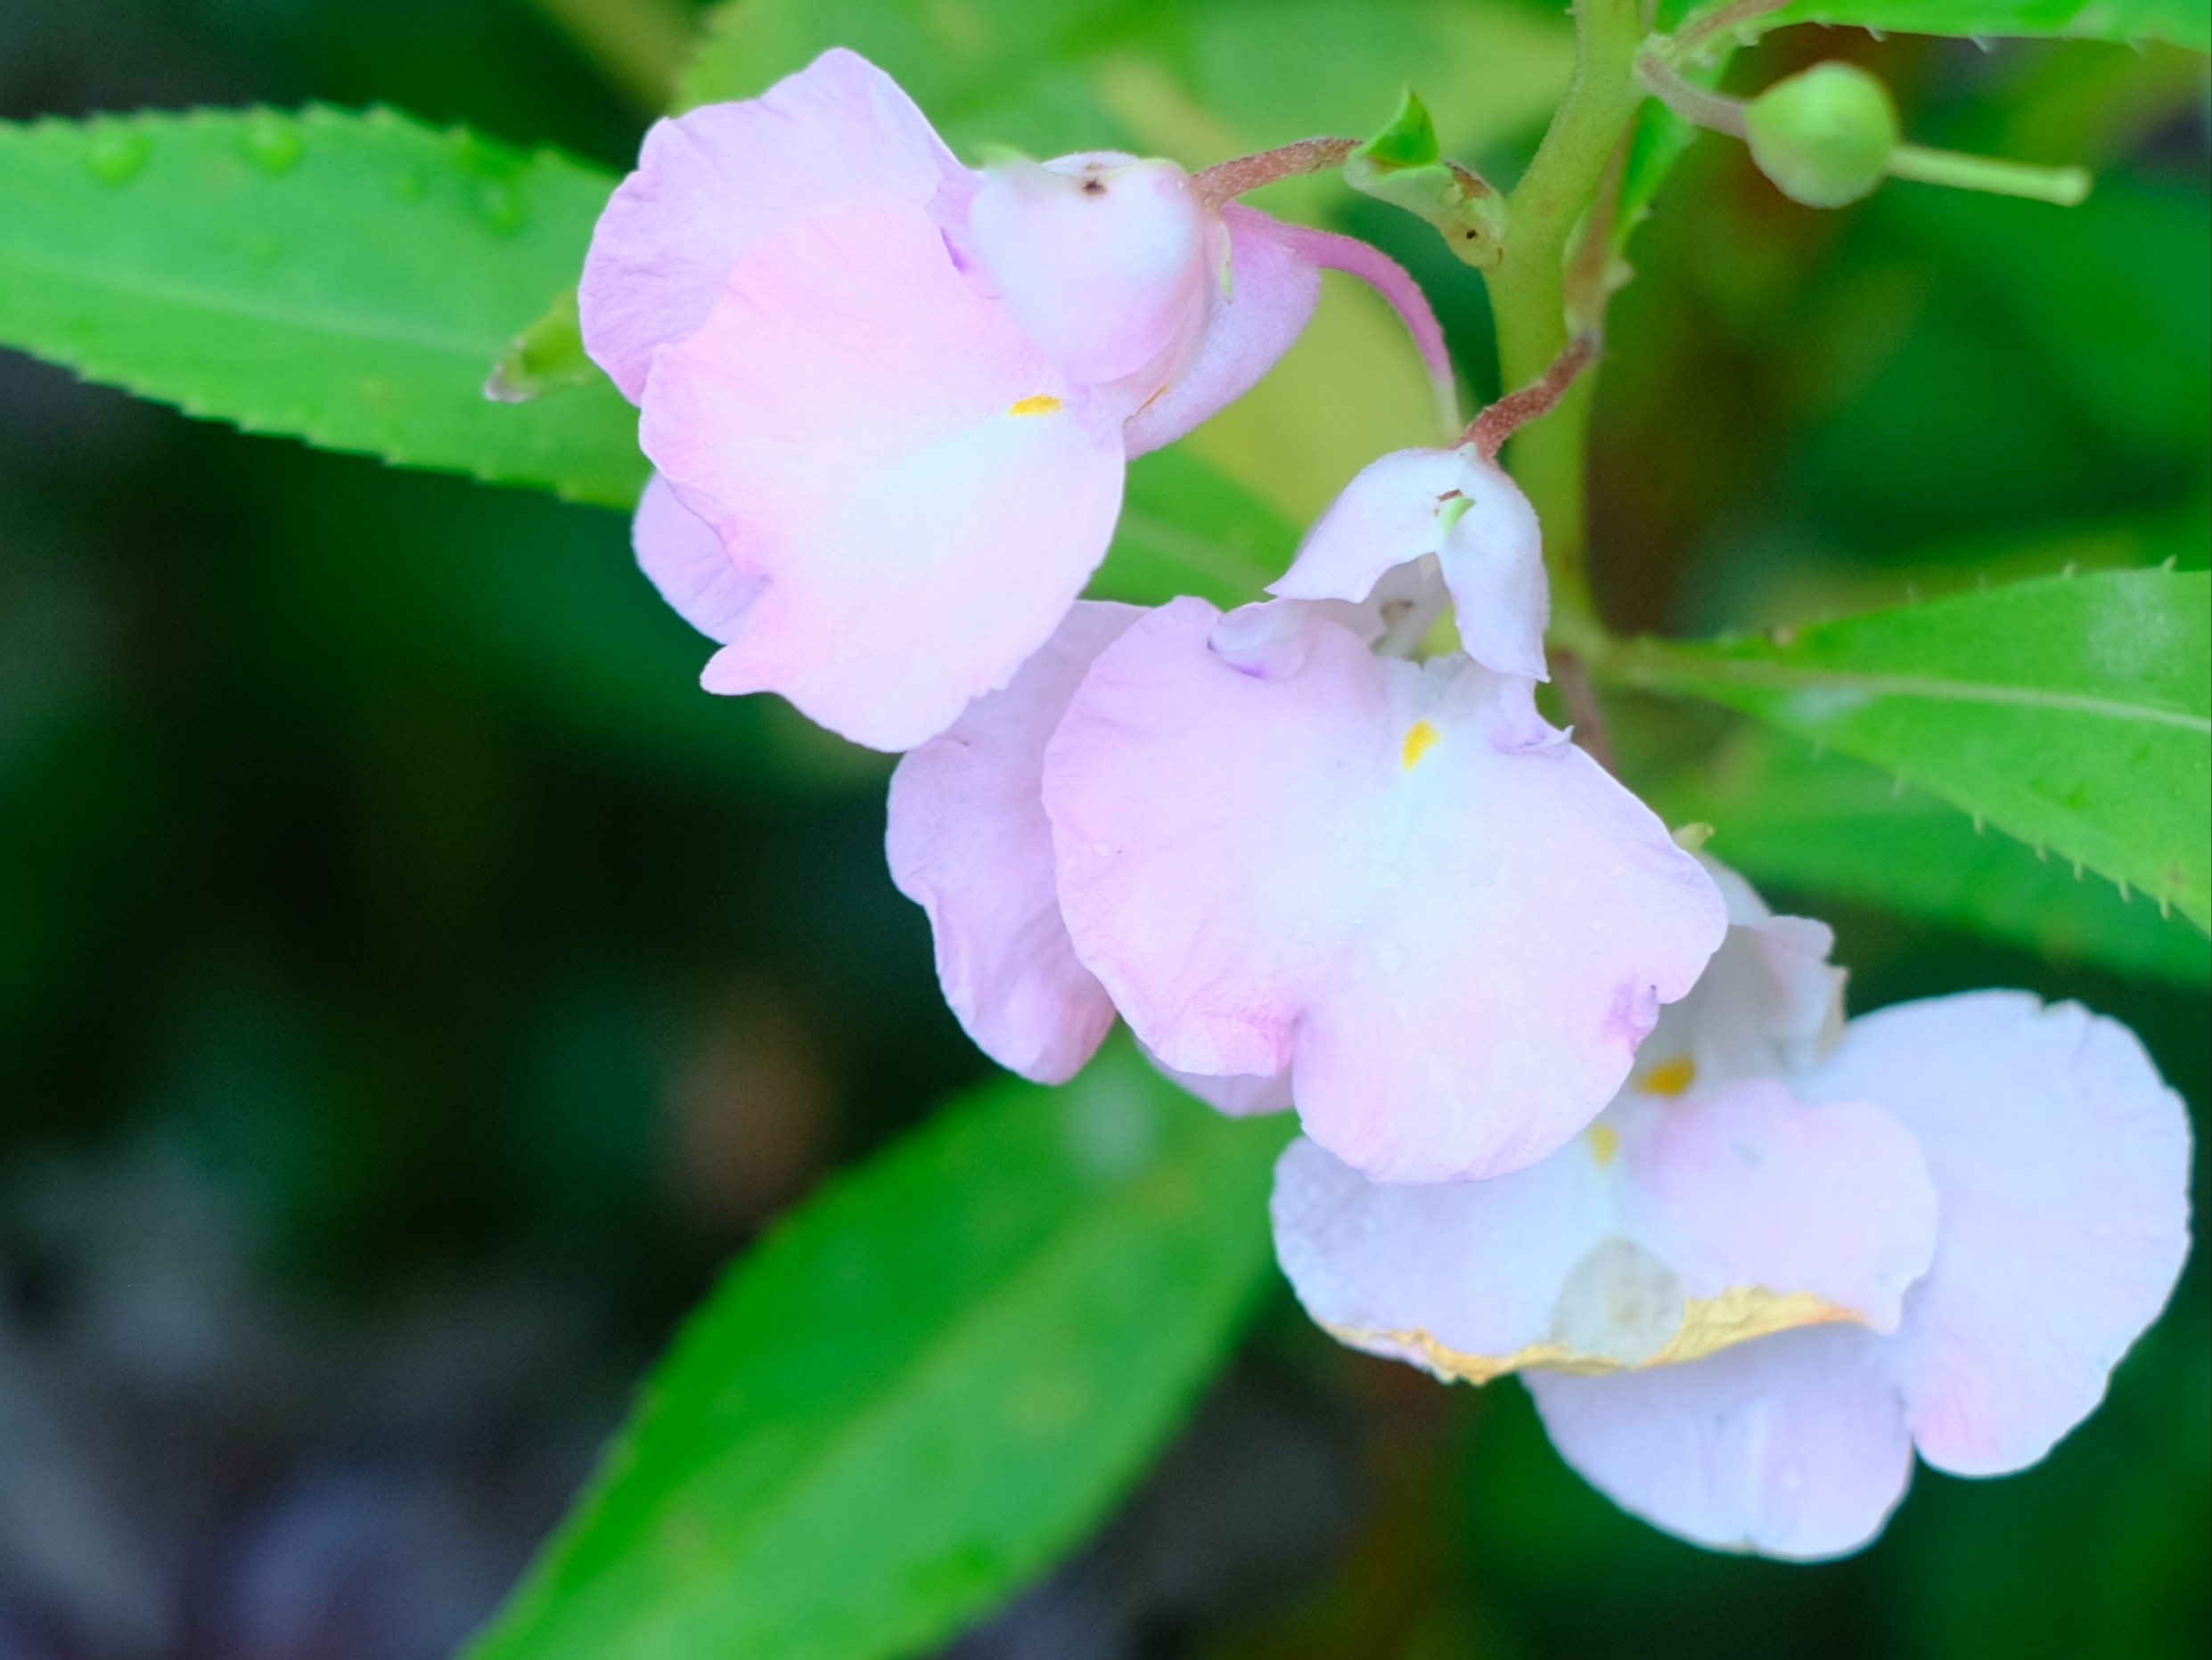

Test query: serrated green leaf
[1600,569,2212,928]
[1641,717,2211,985]
[0,106,644,507]
[1686,0,2208,51]
[464,1039,1290,1660]
[1087,446,1301,610]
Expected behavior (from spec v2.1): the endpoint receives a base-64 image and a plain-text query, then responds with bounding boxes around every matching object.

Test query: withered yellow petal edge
[1323,1285,1863,1387]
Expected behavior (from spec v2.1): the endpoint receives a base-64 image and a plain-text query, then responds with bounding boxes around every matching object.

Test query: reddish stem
[1467,332,1602,462]
[1191,136,1359,210]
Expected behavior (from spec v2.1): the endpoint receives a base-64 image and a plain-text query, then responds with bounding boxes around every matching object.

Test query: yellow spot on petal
[1643,1054,1696,1096]
[1321,1287,1860,1387]
[1400,719,1440,769]
[1586,1124,1618,1166]
[1008,394,1063,416]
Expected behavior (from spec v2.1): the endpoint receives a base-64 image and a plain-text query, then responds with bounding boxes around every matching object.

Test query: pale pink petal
[1528,1324,1916,1560]
[1274,446,1548,680]
[1434,455,1548,681]
[642,194,1126,752]
[1269,447,1467,610]
[1266,222,1460,435]
[1272,1133,1610,1370]
[632,470,761,643]
[969,155,1213,392]
[581,47,967,402]
[1794,992,2193,1476]
[1612,1078,1938,1333]
[886,602,1140,1082]
[1043,598,1727,1182]
[1143,1043,1295,1116]
[1634,863,1846,1092]
[1121,205,1321,458]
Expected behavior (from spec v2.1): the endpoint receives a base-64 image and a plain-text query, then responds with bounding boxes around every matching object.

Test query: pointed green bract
[0,107,644,507]
[463,1040,1290,1660]
[1605,569,2212,928]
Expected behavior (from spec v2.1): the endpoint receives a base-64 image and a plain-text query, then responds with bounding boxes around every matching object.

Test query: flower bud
[1743,62,1900,209]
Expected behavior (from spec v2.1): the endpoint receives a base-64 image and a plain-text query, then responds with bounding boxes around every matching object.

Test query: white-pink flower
[583,48,1454,751]
[1271,866,2194,1558]
[888,448,1727,1183]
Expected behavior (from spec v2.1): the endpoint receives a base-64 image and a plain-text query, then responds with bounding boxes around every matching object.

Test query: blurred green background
[0,1,2203,1656]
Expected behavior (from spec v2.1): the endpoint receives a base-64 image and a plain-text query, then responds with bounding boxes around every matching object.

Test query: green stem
[1483,0,1646,639]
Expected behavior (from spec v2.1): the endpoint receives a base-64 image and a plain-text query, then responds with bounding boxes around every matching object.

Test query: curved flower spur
[582,48,1459,751]
[1272,863,2193,1560]
[888,348,1727,1184]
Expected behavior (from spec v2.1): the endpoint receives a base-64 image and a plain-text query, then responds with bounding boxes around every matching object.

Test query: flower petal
[632,470,761,643]
[1793,991,2194,1476]
[1122,205,1322,459]
[581,47,966,402]
[969,154,1214,392]
[1527,1324,1916,1561]
[643,194,1127,751]
[1043,598,1727,1182]
[885,602,1140,1083]
[1613,1077,1938,1334]
[1274,446,1548,680]
[1634,863,1846,1093]
[1143,1043,1295,1117]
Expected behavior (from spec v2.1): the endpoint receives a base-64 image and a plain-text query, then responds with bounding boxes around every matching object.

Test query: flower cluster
[582,50,2192,1558]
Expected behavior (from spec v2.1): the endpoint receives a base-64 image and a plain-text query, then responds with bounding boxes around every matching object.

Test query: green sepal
[484,287,595,403]
[1344,88,1507,268]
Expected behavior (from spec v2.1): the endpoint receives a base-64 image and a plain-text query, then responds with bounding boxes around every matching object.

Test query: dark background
[1,2,2205,1656]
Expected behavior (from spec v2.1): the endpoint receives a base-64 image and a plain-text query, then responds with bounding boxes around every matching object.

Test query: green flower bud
[1743,62,1900,209]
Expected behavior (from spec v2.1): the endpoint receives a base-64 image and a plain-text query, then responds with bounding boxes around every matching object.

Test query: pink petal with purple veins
[581,48,967,403]
[885,602,1141,1083]
[1796,991,2193,1476]
[1042,596,1726,1182]
[641,193,1126,752]
[1528,1324,1916,1561]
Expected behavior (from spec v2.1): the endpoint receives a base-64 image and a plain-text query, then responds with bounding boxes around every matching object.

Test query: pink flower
[582,48,1454,751]
[888,445,1725,1183]
[1272,867,2194,1558]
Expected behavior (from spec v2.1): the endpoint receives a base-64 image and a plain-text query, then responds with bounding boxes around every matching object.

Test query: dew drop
[86,122,151,184]
[242,109,303,176]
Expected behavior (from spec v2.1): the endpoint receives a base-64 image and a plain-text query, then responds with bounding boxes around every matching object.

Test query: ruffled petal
[632,470,761,643]
[1274,446,1548,681]
[1793,991,2194,1476]
[581,47,966,403]
[1613,1078,1938,1334]
[1270,1079,1932,1384]
[1527,1324,1915,1561]
[886,602,1140,1082]
[642,194,1127,752]
[1272,1133,1610,1376]
[1121,205,1322,459]
[969,154,1214,392]
[1043,597,1727,1182]
[1634,863,1846,1093]
[1143,1043,1295,1117]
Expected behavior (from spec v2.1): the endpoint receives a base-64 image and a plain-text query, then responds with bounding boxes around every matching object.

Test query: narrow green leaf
[0,107,644,506]
[465,1040,1290,1660]
[1088,446,1301,610]
[1601,569,2212,928]
[1686,0,2208,51]
[1641,718,2211,986]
